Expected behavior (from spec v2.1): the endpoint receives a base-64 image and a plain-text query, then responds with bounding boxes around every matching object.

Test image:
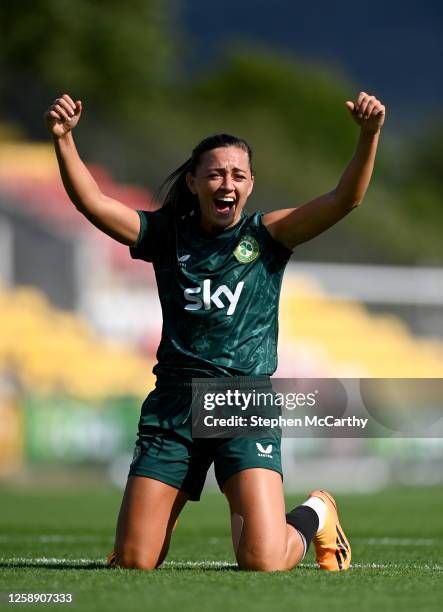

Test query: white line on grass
[1,558,442,571]
[165,561,442,571]
[0,558,98,565]
[0,535,438,546]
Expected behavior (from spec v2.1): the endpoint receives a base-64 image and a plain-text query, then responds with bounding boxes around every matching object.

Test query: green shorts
[128,382,282,501]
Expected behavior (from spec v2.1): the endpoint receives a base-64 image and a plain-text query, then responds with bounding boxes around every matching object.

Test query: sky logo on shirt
[184,280,244,316]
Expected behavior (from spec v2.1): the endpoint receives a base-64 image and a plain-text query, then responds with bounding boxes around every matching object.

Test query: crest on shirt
[233,235,260,264]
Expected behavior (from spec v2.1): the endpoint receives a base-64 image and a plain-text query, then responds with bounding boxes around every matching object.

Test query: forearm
[335,129,380,207]
[53,132,103,212]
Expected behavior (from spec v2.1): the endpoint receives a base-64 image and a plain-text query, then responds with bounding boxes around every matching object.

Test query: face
[186,146,254,233]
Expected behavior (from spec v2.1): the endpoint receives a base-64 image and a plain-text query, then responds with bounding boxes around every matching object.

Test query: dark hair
[159,134,253,220]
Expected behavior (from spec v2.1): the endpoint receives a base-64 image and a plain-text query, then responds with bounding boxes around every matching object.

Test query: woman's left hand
[345,92,386,132]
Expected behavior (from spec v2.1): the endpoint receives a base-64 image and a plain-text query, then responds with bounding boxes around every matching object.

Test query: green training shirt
[129,208,292,380]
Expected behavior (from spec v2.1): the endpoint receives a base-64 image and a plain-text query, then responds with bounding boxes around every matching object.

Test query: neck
[199,214,243,235]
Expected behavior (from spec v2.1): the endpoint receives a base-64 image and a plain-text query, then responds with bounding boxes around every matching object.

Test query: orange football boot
[308,489,351,571]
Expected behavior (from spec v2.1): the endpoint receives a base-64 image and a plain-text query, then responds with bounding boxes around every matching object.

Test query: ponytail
[158,157,197,219]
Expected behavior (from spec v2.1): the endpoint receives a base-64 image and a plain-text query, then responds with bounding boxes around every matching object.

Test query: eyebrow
[206,167,248,173]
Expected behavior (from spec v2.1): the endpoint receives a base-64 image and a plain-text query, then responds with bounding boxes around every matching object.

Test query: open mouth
[213,196,236,215]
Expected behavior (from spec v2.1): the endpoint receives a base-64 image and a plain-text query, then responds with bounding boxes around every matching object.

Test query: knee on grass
[237,546,287,572]
[115,549,159,571]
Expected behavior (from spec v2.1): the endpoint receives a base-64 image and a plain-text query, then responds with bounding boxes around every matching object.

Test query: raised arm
[263,92,386,250]
[44,94,140,246]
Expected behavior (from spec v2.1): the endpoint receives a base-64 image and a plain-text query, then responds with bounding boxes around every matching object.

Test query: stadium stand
[278,276,443,377]
[0,139,158,280]
[0,283,155,399]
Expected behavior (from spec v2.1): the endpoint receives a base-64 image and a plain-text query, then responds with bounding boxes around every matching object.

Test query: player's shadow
[0,561,106,570]
[0,561,239,571]
[159,563,239,572]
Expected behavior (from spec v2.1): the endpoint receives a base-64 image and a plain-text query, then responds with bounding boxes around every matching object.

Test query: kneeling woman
[45,91,385,571]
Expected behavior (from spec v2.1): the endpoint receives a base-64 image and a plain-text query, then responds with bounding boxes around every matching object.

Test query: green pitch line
[0,486,442,612]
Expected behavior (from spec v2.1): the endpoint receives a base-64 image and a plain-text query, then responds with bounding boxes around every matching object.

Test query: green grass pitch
[0,485,442,611]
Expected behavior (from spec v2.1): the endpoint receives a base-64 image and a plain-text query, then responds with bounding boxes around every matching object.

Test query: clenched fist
[44,94,82,138]
[345,92,385,132]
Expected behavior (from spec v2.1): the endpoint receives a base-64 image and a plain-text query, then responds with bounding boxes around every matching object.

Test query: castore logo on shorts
[256,443,273,458]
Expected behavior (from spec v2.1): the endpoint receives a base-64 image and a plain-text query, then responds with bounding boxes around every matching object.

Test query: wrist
[52,131,74,145]
[359,126,381,137]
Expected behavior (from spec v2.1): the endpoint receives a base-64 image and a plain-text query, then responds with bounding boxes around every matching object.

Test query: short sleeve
[255,212,293,266]
[129,209,172,263]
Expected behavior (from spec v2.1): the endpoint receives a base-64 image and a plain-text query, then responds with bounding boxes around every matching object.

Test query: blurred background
[0,0,442,494]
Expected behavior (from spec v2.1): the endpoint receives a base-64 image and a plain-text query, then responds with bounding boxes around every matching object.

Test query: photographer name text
[202,415,368,429]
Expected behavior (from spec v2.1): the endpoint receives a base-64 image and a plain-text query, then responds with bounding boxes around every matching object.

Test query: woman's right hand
[44,93,82,138]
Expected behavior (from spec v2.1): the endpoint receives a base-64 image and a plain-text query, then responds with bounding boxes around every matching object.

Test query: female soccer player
[45,91,385,572]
